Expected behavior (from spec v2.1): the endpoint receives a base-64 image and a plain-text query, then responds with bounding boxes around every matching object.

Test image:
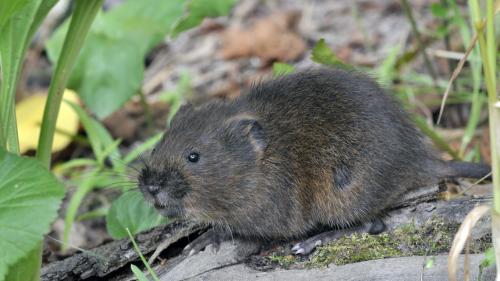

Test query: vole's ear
[178,103,194,114]
[170,103,194,125]
[226,114,267,156]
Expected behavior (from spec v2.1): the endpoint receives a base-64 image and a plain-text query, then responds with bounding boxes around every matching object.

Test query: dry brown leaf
[221,11,306,64]
[448,204,491,281]
[16,89,79,153]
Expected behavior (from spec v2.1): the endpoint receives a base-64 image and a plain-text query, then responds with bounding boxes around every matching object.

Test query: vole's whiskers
[222,218,234,244]
[107,156,143,175]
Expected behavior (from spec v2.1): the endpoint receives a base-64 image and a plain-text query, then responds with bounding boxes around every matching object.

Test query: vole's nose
[148,185,162,195]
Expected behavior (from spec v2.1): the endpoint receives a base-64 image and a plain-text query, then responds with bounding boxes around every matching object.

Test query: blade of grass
[413,116,460,160]
[459,0,484,156]
[62,168,100,251]
[127,228,160,281]
[123,133,163,164]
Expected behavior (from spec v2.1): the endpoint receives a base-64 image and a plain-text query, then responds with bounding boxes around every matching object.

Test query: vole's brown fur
[139,68,490,253]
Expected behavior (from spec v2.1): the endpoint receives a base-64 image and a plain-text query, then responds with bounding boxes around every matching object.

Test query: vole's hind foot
[367,217,386,234]
[291,218,386,255]
[234,240,262,260]
[184,228,225,256]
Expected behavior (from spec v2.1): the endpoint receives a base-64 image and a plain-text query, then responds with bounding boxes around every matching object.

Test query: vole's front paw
[184,228,225,256]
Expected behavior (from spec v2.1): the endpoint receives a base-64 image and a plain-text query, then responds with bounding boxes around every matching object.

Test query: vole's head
[138,101,267,225]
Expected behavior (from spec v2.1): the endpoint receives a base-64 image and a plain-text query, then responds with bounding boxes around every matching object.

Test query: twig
[436,33,479,125]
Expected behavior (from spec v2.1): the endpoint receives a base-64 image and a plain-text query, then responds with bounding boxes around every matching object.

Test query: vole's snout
[138,165,189,218]
[146,184,162,196]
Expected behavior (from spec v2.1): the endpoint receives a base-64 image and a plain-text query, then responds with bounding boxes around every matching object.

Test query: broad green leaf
[46,0,186,119]
[172,0,238,37]
[131,265,150,281]
[106,191,167,239]
[46,0,236,119]
[0,0,58,152]
[311,39,351,69]
[0,149,65,280]
[273,62,295,77]
[0,0,31,30]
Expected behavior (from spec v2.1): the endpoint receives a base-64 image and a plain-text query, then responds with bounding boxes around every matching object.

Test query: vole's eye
[187,152,200,163]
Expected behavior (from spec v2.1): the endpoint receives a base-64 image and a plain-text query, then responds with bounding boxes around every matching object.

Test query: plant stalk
[36,0,103,168]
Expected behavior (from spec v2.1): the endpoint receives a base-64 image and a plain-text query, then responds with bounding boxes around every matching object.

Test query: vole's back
[243,69,438,232]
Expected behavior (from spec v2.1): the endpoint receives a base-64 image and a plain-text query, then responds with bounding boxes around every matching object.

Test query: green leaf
[106,191,167,239]
[0,0,58,152]
[65,34,144,120]
[123,133,163,165]
[127,228,160,281]
[311,39,351,69]
[65,101,120,166]
[413,115,460,160]
[172,0,237,37]
[375,44,400,84]
[0,149,64,280]
[131,265,150,281]
[46,0,186,119]
[159,71,192,125]
[425,256,435,268]
[0,0,31,30]
[273,62,295,77]
[430,3,448,18]
[481,247,496,268]
[62,168,101,251]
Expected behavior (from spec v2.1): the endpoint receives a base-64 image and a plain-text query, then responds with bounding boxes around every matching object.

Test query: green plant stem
[127,228,160,281]
[476,0,499,213]
[458,0,483,155]
[36,0,104,168]
[63,168,100,251]
[138,90,154,131]
[400,0,438,85]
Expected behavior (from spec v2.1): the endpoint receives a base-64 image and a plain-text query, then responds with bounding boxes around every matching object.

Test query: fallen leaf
[16,89,79,153]
[221,11,306,64]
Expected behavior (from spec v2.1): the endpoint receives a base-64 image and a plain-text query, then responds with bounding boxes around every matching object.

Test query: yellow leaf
[17,90,80,153]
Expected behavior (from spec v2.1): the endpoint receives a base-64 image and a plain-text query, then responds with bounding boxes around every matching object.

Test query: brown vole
[138,68,490,256]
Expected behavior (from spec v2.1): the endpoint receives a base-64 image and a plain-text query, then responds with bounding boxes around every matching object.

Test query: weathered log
[41,187,494,281]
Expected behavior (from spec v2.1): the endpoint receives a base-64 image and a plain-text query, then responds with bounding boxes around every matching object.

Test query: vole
[138,68,490,256]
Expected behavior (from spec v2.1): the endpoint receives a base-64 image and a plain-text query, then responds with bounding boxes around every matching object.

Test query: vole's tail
[439,161,491,180]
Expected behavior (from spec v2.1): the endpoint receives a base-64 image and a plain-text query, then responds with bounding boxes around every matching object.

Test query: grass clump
[267,254,297,269]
